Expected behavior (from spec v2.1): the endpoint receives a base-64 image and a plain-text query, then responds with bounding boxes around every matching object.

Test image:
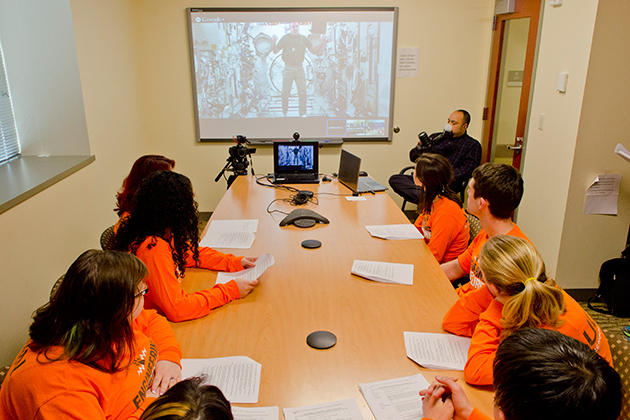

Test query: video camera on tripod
[215,135,256,188]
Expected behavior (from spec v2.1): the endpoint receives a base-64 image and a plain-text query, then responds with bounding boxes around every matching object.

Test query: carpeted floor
[579,300,630,335]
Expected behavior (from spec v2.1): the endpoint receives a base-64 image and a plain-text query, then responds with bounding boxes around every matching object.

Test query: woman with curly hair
[441,235,611,386]
[0,250,182,419]
[413,153,469,263]
[116,155,176,217]
[114,170,258,322]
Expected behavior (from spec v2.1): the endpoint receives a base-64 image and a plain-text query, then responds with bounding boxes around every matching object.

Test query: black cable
[266,198,291,215]
[255,174,300,192]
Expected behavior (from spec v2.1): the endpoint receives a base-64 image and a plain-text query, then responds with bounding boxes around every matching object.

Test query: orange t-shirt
[455,224,530,297]
[443,288,612,386]
[0,309,181,419]
[414,197,470,264]
[135,236,243,322]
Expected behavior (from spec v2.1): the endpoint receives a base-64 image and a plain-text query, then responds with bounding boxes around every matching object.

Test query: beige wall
[0,0,495,365]
[134,0,494,210]
[0,0,147,364]
[554,1,630,288]
[518,0,606,288]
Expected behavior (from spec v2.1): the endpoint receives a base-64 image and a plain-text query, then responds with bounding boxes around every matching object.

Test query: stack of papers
[404,331,471,370]
[360,374,430,420]
[284,399,364,420]
[351,260,414,285]
[365,224,423,240]
[200,219,259,249]
[232,406,279,420]
[216,253,275,284]
[181,356,261,403]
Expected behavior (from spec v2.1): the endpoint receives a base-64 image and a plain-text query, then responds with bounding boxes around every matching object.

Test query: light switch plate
[550,0,563,6]
[557,72,568,93]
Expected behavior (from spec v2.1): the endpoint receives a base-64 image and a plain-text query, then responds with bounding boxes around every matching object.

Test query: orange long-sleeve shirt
[0,309,181,419]
[414,197,470,264]
[135,236,243,322]
[443,288,612,386]
[455,225,529,297]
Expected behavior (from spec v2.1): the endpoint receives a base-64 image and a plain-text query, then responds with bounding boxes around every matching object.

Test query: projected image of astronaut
[272,23,325,117]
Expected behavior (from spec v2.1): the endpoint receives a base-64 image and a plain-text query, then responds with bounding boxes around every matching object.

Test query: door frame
[482,0,542,168]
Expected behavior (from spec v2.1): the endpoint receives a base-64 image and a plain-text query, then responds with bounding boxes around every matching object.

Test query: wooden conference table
[170,175,493,418]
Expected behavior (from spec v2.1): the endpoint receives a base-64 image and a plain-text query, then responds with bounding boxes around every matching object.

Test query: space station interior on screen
[189,10,396,140]
[277,144,315,171]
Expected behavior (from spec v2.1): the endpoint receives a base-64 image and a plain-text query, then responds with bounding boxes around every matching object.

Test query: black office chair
[50,274,64,300]
[398,165,415,212]
[465,211,482,244]
[100,225,116,250]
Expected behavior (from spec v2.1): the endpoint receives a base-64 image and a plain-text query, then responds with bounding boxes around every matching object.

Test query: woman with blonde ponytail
[442,235,612,386]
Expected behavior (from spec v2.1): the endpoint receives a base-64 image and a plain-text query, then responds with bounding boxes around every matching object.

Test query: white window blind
[0,43,19,164]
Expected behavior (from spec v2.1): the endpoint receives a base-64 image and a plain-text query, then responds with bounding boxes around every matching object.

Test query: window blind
[0,44,19,164]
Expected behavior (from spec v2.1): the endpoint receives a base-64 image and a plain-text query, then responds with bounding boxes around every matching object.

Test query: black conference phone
[279,209,330,228]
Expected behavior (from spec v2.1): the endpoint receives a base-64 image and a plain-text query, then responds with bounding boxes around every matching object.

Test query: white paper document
[181,356,261,404]
[352,260,414,285]
[404,332,471,371]
[232,406,279,420]
[584,174,621,215]
[397,47,420,78]
[215,253,275,284]
[360,374,430,420]
[615,143,630,164]
[283,398,364,420]
[366,224,424,240]
[200,219,259,249]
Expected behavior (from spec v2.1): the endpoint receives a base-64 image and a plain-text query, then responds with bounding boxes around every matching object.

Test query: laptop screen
[273,141,319,175]
[338,149,361,191]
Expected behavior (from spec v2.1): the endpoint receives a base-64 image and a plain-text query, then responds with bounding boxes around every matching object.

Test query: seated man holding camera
[389,109,481,203]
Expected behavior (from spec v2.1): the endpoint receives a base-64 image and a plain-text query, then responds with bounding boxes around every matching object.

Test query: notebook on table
[338,149,388,193]
[271,141,320,184]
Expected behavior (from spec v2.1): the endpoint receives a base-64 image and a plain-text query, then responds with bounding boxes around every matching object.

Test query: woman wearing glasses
[0,250,182,419]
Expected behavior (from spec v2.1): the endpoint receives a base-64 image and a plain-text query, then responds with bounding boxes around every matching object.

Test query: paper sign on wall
[584,174,621,215]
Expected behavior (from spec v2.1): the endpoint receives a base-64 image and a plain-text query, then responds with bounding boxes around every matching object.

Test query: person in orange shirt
[116,155,176,219]
[0,250,182,420]
[139,377,233,420]
[412,153,469,263]
[114,170,259,322]
[440,163,528,296]
[442,235,612,386]
[420,328,621,420]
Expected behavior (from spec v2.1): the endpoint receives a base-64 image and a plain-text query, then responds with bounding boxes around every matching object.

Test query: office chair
[100,225,116,251]
[50,275,64,300]
[466,211,482,244]
[398,165,416,212]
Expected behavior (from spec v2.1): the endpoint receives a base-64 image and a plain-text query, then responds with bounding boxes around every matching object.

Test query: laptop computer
[271,141,320,184]
[338,149,388,193]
